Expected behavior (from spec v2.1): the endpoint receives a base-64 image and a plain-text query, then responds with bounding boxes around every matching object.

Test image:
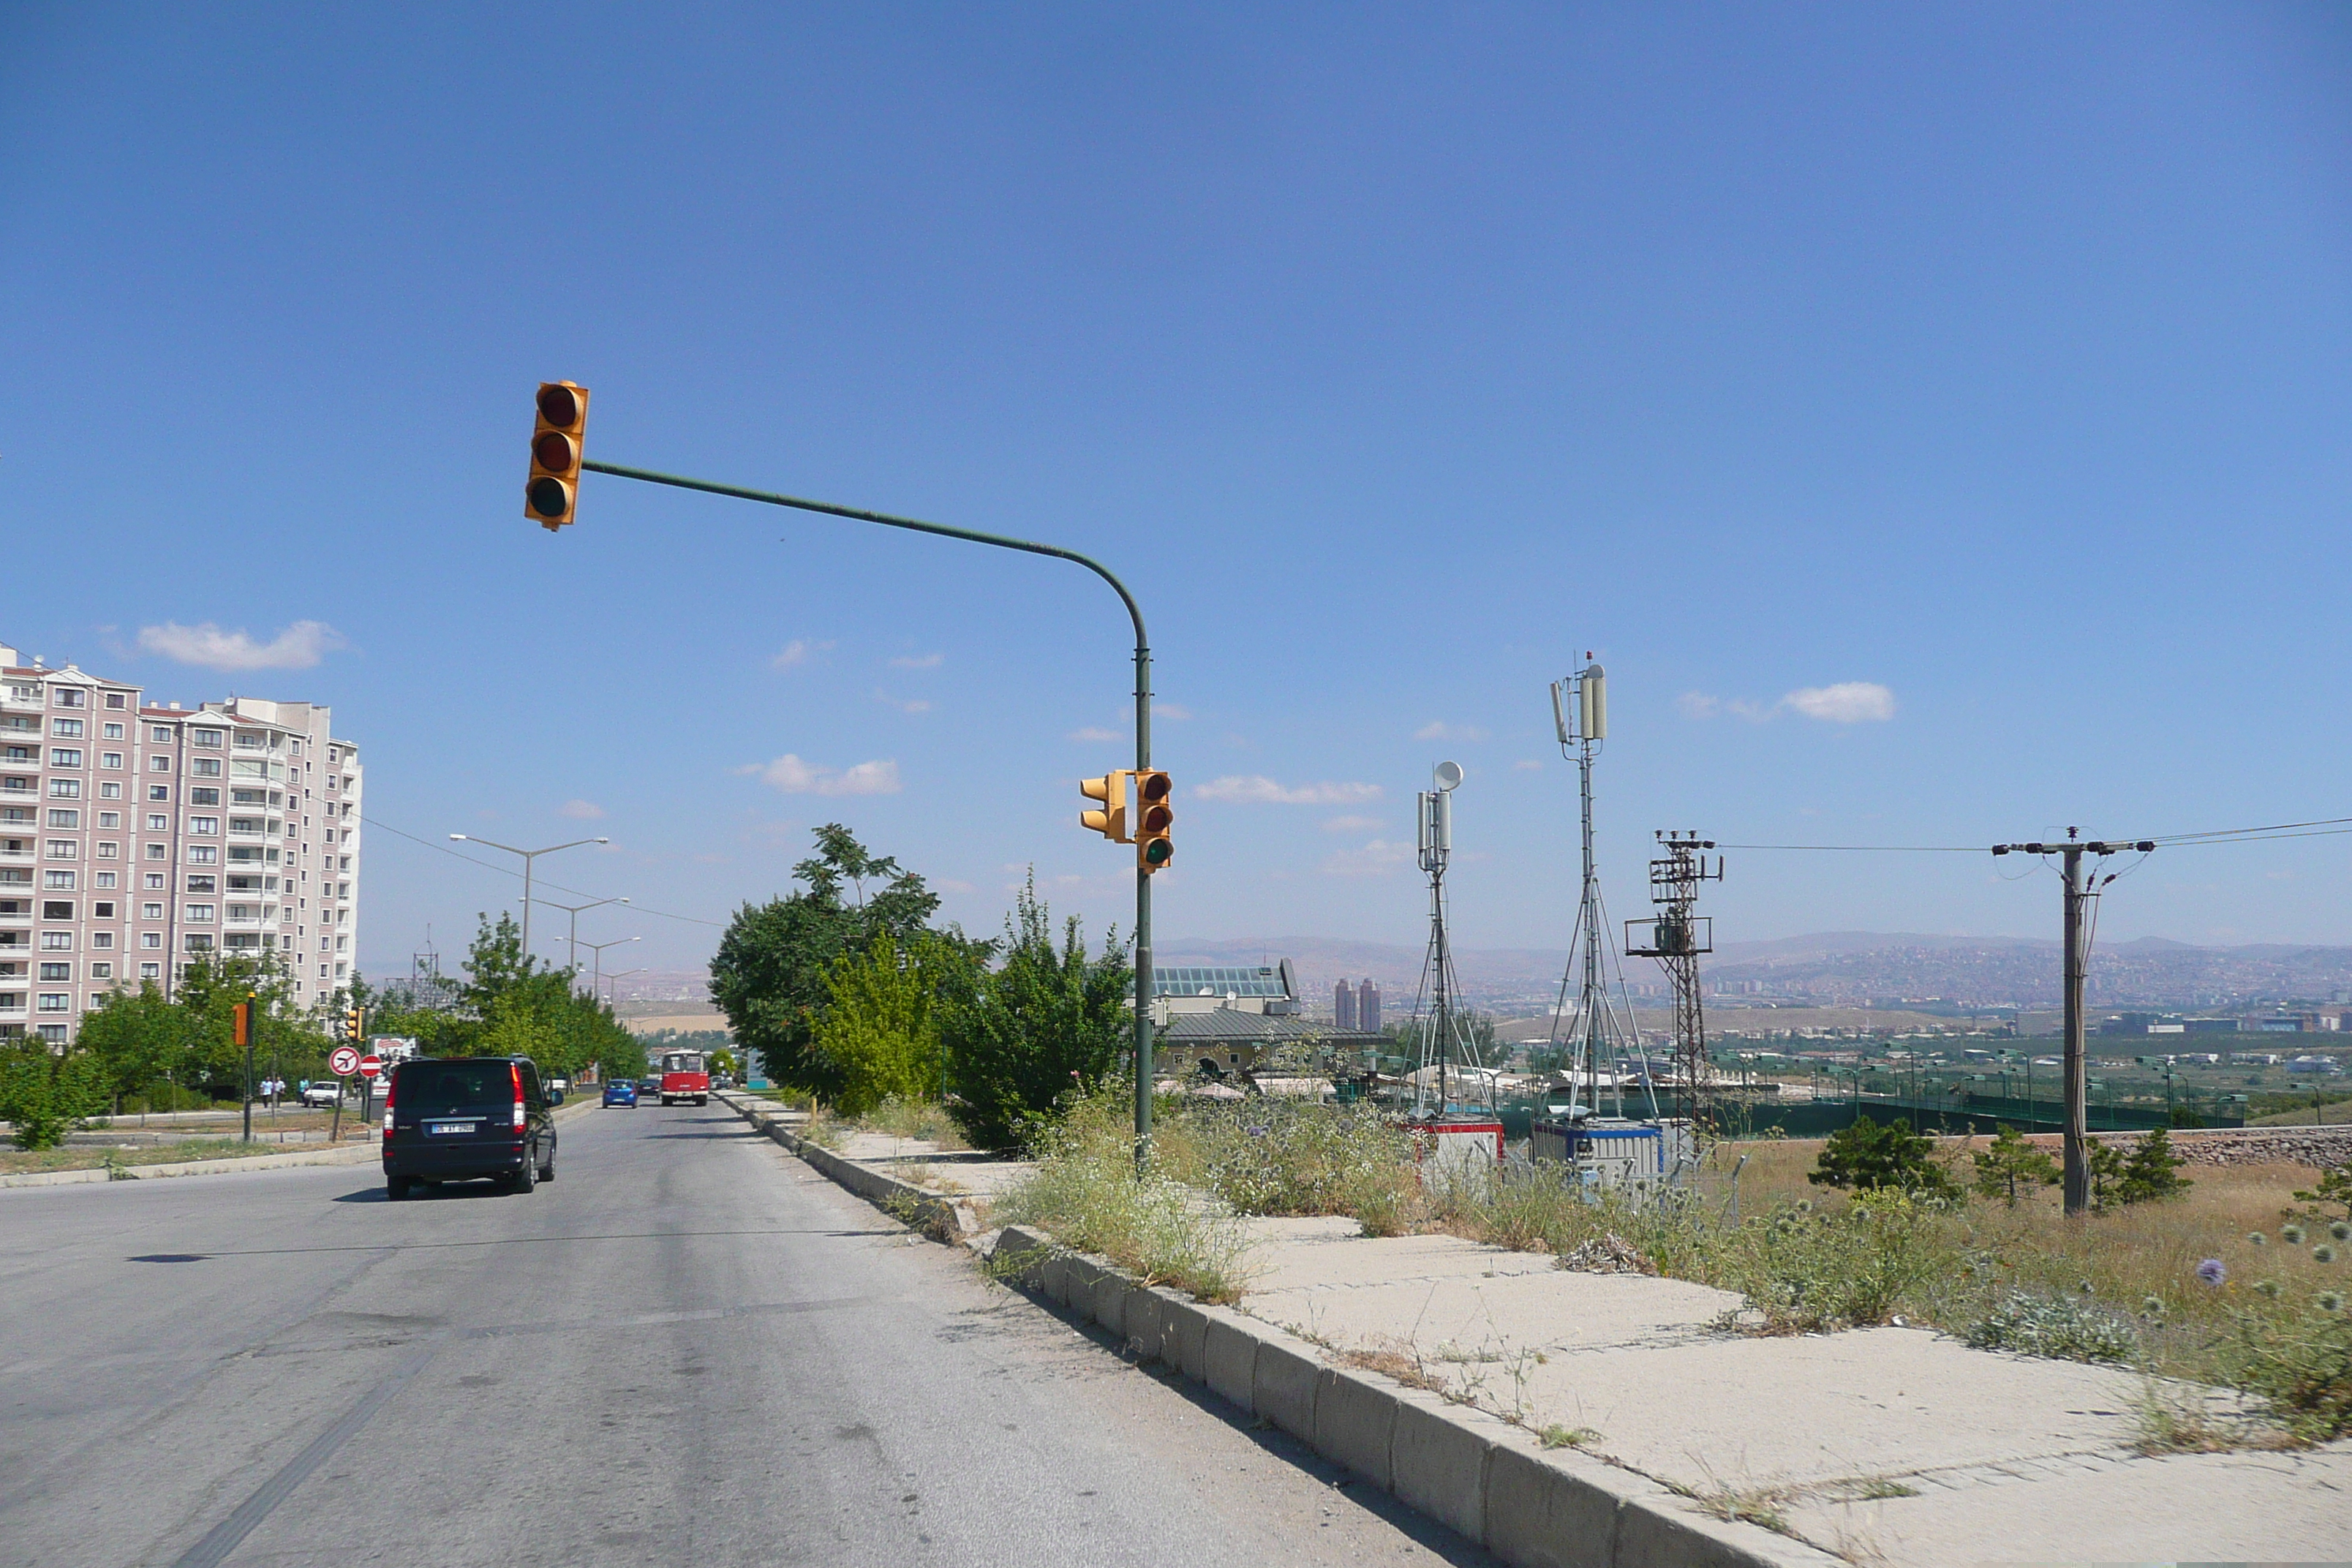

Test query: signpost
[326,1044,361,1145]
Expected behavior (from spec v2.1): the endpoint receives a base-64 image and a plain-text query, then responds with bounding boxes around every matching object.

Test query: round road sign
[328,1045,361,1077]
[356,1055,384,1080]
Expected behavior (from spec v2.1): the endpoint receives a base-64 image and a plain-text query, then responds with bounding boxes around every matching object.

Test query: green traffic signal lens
[527,476,570,517]
[1145,839,1172,865]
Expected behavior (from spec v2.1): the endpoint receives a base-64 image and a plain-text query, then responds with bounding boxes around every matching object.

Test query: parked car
[381,1056,557,1200]
[639,1077,661,1096]
[298,1082,346,1108]
[602,1079,638,1108]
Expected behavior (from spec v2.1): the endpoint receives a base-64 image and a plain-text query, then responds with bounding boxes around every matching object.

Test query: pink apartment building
[0,641,362,1044]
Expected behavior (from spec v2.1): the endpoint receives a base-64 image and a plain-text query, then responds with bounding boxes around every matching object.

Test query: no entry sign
[329,1045,361,1077]
[356,1055,385,1081]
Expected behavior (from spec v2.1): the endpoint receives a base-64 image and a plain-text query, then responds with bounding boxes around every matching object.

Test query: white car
[299,1082,347,1108]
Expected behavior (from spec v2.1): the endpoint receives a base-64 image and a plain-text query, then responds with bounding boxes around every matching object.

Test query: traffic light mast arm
[573,455,1160,1165]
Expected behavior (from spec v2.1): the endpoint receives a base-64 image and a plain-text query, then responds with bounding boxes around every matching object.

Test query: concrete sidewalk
[714,1095,2352,1565]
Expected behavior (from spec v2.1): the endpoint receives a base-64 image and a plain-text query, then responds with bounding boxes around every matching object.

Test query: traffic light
[1134,769,1172,872]
[344,1007,363,1045]
[231,1002,250,1048]
[527,380,590,530]
[1079,770,1131,843]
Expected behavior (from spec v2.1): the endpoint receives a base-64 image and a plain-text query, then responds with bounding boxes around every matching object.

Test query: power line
[360,815,729,929]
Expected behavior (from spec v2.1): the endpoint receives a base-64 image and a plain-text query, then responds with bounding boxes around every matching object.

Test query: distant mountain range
[1160,932,2352,1013]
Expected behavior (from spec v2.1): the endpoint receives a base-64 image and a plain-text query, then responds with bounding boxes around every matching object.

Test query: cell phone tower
[1411,761,1489,1119]
[1626,832,1724,1128]
[1546,657,1651,1119]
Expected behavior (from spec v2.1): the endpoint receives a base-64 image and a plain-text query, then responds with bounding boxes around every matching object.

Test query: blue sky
[4,4,2349,973]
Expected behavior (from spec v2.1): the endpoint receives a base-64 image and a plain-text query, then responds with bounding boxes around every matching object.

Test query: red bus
[658,1050,709,1106]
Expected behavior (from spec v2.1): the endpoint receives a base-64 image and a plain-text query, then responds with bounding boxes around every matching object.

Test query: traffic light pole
[576,459,1160,1164]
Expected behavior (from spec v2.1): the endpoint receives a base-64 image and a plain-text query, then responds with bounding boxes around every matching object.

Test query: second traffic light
[344,1007,364,1045]
[527,380,590,530]
[1134,770,1172,872]
[1079,770,1132,842]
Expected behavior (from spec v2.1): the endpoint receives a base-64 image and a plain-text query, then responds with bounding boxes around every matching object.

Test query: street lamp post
[604,967,646,1007]
[567,455,1161,1164]
[447,834,609,964]
[535,894,630,976]
[581,936,640,1006]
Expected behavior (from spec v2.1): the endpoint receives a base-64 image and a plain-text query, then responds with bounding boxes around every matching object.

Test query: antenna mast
[1412,761,1484,1117]
[1549,657,1645,1117]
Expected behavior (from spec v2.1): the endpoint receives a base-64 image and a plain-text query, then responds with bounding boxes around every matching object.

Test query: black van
[381,1055,557,1199]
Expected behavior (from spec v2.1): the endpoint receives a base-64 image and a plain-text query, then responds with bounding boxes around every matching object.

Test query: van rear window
[395,1060,510,1112]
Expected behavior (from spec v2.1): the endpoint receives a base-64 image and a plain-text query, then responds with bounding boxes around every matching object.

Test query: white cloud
[557,799,605,820]
[137,619,343,671]
[1193,775,1382,805]
[1322,814,1383,832]
[1414,721,1489,742]
[770,638,835,671]
[1782,682,1896,723]
[1158,704,1194,720]
[1676,692,1720,720]
[745,755,902,796]
[874,691,931,715]
[938,878,977,894]
[1066,726,1120,743]
[888,652,943,669]
[1512,759,1542,772]
[1322,839,1416,877]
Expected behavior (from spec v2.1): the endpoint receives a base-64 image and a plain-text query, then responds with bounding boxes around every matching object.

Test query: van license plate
[426,1120,478,1136]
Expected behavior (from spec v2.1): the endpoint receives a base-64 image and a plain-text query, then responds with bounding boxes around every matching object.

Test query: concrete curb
[0,1087,608,1191]
[987,1223,1839,1568]
[712,1090,976,1240]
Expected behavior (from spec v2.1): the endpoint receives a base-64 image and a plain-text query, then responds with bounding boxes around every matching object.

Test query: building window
[142,903,163,920]
[90,961,111,979]
[51,719,83,738]
[42,871,74,890]
[49,781,80,801]
[193,729,223,747]
[140,962,159,978]
[46,810,77,829]
[191,758,219,777]
[102,723,124,740]
[187,846,216,864]
[186,905,214,923]
[98,782,120,799]
[183,935,211,952]
[145,844,166,860]
[148,755,171,772]
[97,813,119,829]
[39,933,71,951]
[100,753,121,769]
[150,727,172,743]
[53,689,83,708]
[36,1023,67,1043]
[140,933,161,950]
[104,693,124,710]
[38,962,70,981]
[146,815,167,832]
[41,901,70,919]
[143,874,164,889]
[50,749,82,768]
[37,994,69,1012]
[189,817,218,835]
[95,843,117,859]
[91,901,112,918]
[92,872,114,889]
[45,840,76,859]
[148,785,170,802]
[90,932,112,949]
[189,788,219,806]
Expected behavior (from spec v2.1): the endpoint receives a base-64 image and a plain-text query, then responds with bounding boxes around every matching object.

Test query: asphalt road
[0,1101,1499,1567]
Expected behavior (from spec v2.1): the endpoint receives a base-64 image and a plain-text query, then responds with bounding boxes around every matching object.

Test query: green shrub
[1810,1114,1956,1196]
[2219,1297,2352,1442]
[1972,1125,2059,1206]
[0,1044,109,1150]
[2117,1127,2193,1205]
[1964,1290,2140,1364]
[1158,1098,1414,1216]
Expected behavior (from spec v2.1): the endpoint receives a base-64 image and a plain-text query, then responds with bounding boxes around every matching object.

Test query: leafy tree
[708,825,944,1100]
[2291,1164,2352,1226]
[76,982,192,1110]
[2086,1137,2127,1211]
[2117,1126,2193,1205]
[0,1043,109,1150]
[812,931,972,1116]
[1810,1112,1955,1196]
[1972,1123,2059,1206]
[942,877,1131,1150]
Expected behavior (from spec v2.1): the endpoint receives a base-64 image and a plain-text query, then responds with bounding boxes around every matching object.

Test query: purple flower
[2196,1258,2227,1286]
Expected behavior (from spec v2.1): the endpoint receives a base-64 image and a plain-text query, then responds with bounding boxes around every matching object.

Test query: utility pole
[1627,831,1722,1131]
[1991,830,2155,1216]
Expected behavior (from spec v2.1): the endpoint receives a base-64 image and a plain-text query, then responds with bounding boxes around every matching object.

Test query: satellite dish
[1433,761,1463,791]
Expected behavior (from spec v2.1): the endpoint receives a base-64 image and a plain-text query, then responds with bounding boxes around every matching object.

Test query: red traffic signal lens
[533,431,576,472]
[527,476,571,519]
[1138,773,1171,803]
[537,384,581,427]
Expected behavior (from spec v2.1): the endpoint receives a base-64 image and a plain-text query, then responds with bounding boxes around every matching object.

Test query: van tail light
[511,1063,527,1131]
[381,1074,395,1135]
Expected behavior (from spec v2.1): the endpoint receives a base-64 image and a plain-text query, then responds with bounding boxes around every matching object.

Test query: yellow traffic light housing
[231,1002,251,1048]
[1134,769,1172,872]
[344,1007,363,1045]
[1079,770,1132,842]
[527,381,590,529]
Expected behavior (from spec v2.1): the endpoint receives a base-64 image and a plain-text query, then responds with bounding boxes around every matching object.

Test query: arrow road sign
[329,1045,361,1077]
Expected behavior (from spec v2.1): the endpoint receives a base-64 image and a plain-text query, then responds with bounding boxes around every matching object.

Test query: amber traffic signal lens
[527,476,571,519]
[537,384,580,427]
[1140,804,1171,834]
[533,431,576,471]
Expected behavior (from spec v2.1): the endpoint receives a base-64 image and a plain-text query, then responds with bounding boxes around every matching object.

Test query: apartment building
[0,641,361,1044]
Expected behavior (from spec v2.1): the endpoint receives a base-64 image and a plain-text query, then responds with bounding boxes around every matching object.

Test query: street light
[534,894,630,975]
[447,834,608,962]
[581,935,639,1003]
[604,967,646,1006]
